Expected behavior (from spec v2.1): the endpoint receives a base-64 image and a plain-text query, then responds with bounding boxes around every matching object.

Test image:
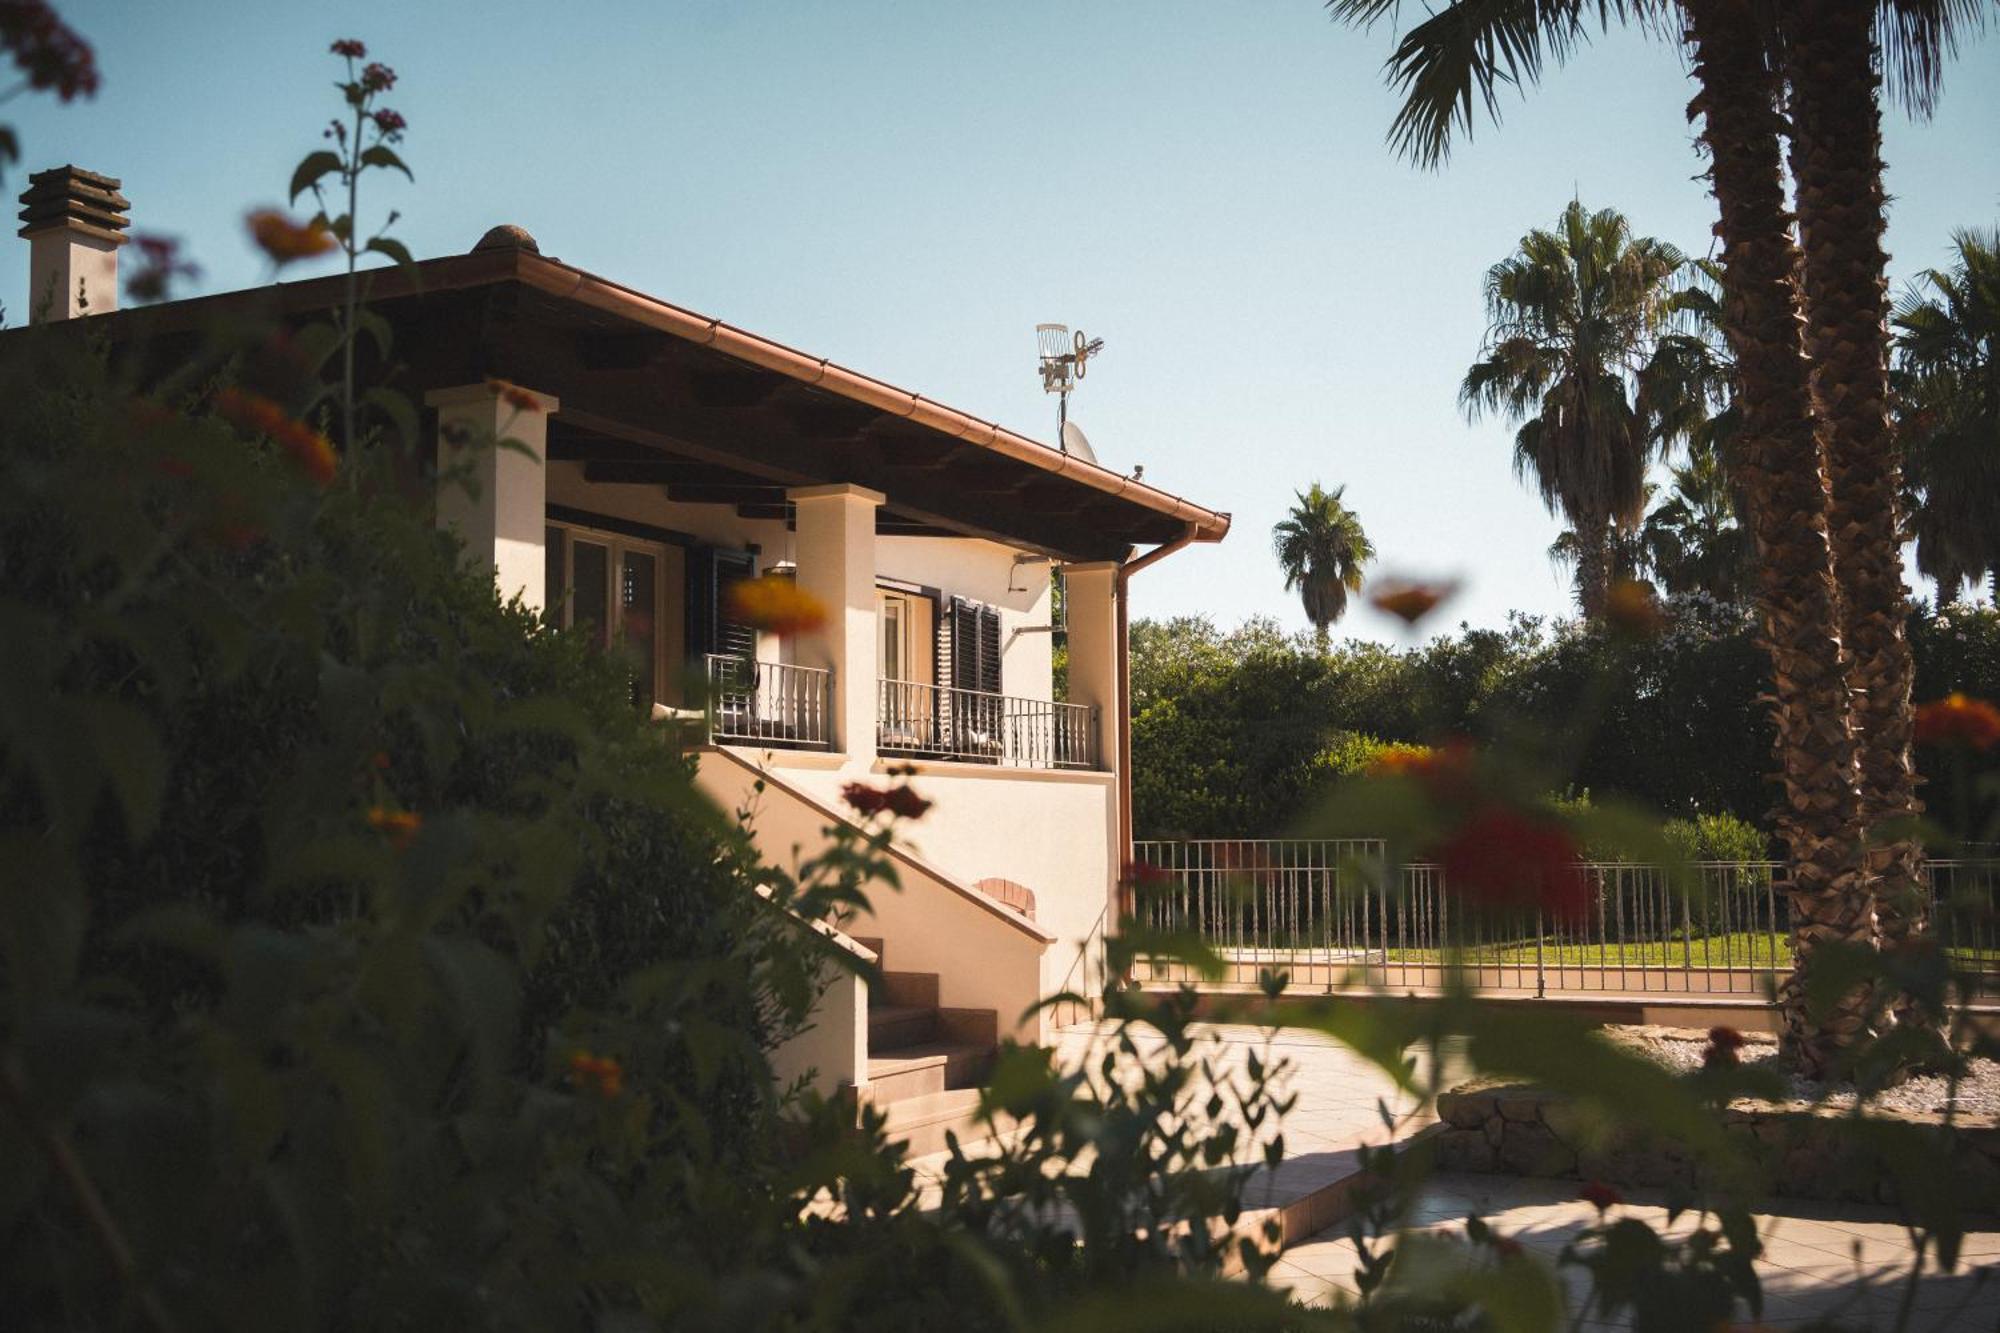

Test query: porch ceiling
[69,245,1232,563]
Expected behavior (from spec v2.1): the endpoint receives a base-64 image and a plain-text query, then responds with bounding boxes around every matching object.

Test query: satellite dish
[1060,420,1097,465]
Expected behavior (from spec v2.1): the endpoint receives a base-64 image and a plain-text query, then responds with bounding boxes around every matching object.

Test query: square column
[426,383,558,614]
[1062,562,1120,774]
[790,484,884,760]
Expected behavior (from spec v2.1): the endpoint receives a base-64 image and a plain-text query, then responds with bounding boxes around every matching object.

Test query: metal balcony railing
[877,678,1098,770]
[706,655,831,750]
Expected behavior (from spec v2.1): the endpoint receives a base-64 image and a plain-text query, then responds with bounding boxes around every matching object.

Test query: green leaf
[358,145,413,182]
[86,698,167,839]
[361,386,419,449]
[289,150,344,204]
[364,236,416,274]
[353,307,395,361]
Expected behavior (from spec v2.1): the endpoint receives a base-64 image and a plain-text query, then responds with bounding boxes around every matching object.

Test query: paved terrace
[1273,1172,2000,1330]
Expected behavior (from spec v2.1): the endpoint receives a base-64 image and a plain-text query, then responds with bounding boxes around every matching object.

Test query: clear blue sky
[10,1,1997,642]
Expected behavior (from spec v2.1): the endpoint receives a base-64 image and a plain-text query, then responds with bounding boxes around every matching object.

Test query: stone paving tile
[1282,1171,2000,1329]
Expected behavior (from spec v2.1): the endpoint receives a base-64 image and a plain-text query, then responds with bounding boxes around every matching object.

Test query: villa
[19,165,1230,1149]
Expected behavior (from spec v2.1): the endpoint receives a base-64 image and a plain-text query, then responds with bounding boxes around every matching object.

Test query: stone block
[1497,1121,1575,1178]
[1433,1128,1498,1172]
[1497,1093,1544,1123]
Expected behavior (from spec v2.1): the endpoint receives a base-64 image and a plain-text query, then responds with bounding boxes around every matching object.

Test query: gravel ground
[1606,1025,2000,1121]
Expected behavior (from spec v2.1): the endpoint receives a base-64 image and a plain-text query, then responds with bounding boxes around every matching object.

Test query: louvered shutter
[714,550,757,662]
[687,547,756,662]
[977,604,1002,695]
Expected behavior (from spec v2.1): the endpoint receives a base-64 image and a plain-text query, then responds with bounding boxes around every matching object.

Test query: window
[546,520,673,709]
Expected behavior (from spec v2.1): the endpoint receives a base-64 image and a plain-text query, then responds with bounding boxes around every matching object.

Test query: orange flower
[1367,738,1477,801]
[1603,579,1665,638]
[213,388,338,485]
[366,806,422,849]
[484,378,545,414]
[725,576,827,636]
[246,209,338,264]
[1370,577,1458,626]
[568,1050,624,1099]
[1914,694,2000,751]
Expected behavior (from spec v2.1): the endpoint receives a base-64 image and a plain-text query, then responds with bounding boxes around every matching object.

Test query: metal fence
[1131,839,2000,997]
[878,679,1098,770]
[706,655,831,750]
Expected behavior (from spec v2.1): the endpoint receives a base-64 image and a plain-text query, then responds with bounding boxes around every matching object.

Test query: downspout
[1113,523,1200,916]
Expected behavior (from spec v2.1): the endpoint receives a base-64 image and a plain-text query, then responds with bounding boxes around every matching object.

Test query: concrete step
[875,969,940,1010]
[867,1003,939,1050]
[876,1087,993,1157]
[867,1038,991,1095]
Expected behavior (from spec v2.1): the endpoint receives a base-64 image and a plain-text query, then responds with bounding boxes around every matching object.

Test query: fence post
[1534,907,1546,999]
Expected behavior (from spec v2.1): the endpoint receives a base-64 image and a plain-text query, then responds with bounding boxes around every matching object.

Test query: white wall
[771,756,1114,1010]
[698,750,1054,1043]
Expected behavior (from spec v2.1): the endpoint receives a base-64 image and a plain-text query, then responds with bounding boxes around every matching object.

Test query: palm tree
[1325,0,1871,1074]
[1273,484,1374,651]
[1781,0,1977,1022]
[1641,447,1754,603]
[1462,201,1685,617]
[1895,228,2000,606]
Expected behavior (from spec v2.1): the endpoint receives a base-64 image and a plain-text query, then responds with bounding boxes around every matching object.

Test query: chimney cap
[17,164,129,244]
[472,224,539,254]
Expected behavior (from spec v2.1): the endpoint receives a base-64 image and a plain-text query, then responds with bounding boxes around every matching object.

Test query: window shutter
[978,605,1002,694]
[940,597,1002,695]
[688,547,756,661]
[714,550,757,661]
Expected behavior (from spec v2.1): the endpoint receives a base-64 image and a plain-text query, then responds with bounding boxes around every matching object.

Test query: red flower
[841,782,930,821]
[882,786,932,820]
[1579,1181,1623,1213]
[371,107,406,137]
[1913,694,2000,751]
[330,38,366,58]
[1434,806,1588,920]
[1491,1236,1524,1259]
[484,377,545,415]
[1702,1024,1748,1068]
[1123,859,1173,890]
[0,0,100,101]
[360,61,395,92]
[246,209,339,264]
[567,1050,623,1099]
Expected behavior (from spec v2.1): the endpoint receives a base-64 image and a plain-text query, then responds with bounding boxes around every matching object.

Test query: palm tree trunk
[1785,0,1929,1030]
[1683,0,1868,1079]
[1575,532,1611,619]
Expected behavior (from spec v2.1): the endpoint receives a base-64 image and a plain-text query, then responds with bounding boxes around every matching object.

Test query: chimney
[17,165,128,322]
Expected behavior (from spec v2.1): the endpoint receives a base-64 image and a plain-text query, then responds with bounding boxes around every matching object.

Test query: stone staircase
[853,937,999,1157]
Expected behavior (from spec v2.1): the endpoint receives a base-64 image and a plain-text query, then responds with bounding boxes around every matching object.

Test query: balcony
[706,655,831,750]
[877,678,1098,770]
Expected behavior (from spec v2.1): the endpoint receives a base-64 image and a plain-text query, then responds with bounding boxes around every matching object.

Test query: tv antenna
[1036,323,1104,449]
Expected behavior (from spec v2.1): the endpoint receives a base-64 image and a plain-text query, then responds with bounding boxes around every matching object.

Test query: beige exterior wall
[529,463,1116,1051]
[697,750,1054,1045]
